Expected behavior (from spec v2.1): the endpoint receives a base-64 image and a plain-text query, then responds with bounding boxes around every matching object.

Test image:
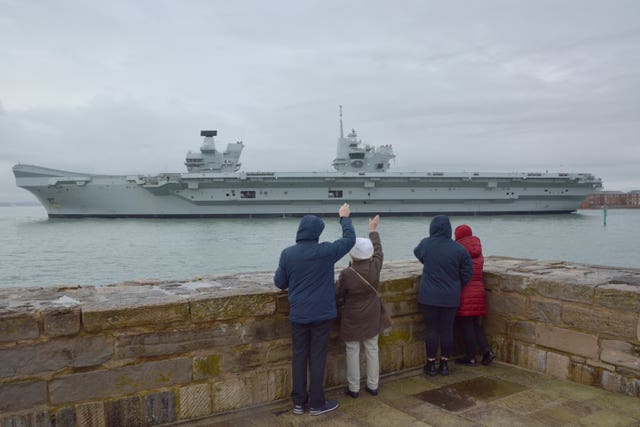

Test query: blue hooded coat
[274,215,355,324]
[413,215,473,307]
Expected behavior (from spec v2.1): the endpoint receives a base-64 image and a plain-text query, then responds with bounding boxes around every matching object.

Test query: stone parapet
[0,258,638,424]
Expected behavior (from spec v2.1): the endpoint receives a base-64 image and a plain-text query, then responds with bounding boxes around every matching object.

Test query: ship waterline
[12,109,602,218]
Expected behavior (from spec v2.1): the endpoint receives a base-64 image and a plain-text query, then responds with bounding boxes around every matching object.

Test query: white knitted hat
[350,237,374,260]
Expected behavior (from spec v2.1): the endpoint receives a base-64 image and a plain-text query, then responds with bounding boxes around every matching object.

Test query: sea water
[1,206,638,288]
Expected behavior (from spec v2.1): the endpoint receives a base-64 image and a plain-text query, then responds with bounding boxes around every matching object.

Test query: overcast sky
[1,0,639,202]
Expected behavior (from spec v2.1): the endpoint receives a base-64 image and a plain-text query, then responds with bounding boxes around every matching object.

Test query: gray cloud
[1,0,639,202]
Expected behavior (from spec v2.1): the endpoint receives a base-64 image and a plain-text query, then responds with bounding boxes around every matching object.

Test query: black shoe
[439,359,449,376]
[482,350,496,366]
[455,356,477,366]
[364,386,378,396]
[424,360,437,376]
[344,389,359,398]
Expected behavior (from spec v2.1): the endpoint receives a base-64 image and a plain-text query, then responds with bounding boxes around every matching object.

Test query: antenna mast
[339,105,344,140]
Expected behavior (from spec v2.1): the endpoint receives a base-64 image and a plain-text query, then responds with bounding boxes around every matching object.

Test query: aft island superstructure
[13,110,602,218]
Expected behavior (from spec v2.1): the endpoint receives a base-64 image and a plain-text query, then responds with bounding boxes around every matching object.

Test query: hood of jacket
[455,224,473,240]
[429,215,452,238]
[296,215,325,242]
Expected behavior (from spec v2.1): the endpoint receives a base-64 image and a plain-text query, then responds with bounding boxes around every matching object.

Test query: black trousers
[419,304,458,359]
[458,316,490,358]
[290,319,332,408]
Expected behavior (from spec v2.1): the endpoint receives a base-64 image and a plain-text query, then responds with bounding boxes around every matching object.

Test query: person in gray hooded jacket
[274,203,355,416]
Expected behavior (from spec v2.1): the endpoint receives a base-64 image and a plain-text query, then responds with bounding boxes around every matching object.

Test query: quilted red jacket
[455,224,487,317]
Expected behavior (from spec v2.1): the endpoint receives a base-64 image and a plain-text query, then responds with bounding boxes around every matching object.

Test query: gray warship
[13,109,602,218]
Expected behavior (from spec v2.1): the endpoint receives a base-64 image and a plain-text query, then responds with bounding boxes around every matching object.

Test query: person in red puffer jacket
[454,224,496,366]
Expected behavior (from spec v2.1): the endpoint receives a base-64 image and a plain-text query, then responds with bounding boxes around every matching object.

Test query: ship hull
[13,165,601,218]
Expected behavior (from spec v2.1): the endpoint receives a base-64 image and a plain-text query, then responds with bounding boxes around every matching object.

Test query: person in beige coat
[336,215,391,398]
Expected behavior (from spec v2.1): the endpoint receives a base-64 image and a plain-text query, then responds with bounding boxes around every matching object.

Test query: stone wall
[0,258,638,425]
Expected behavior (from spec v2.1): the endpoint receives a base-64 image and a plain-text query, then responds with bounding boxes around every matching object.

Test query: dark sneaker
[293,404,304,415]
[344,389,359,398]
[439,359,449,376]
[455,357,477,366]
[424,360,437,376]
[364,386,378,396]
[310,400,339,416]
[482,350,496,366]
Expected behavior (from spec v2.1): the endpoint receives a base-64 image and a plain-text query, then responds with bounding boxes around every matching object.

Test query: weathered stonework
[0,257,637,424]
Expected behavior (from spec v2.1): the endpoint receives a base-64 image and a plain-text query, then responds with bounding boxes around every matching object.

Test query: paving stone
[145,391,176,426]
[461,404,549,427]
[0,380,47,413]
[491,388,562,414]
[0,336,113,379]
[573,409,638,426]
[49,358,191,404]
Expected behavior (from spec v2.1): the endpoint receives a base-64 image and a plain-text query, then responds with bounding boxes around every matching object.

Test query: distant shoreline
[0,202,40,207]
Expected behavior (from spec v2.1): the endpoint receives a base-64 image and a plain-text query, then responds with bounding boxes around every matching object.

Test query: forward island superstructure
[13,109,602,218]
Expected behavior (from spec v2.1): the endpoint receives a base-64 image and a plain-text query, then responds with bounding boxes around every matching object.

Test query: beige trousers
[345,334,379,392]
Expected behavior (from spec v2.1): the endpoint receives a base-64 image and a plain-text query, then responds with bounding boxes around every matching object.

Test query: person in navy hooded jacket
[274,203,355,416]
[414,215,473,376]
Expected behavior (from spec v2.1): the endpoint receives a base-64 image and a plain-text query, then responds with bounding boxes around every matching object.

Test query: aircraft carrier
[13,110,602,218]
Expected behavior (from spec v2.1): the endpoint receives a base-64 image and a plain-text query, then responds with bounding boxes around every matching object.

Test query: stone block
[569,361,599,387]
[275,293,289,314]
[324,353,346,387]
[507,320,536,344]
[49,358,191,404]
[561,304,636,338]
[267,366,291,401]
[191,294,276,322]
[534,324,598,359]
[530,277,594,304]
[0,410,51,427]
[42,307,81,337]
[546,352,570,380]
[115,323,242,359]
[55,408,74,427]
[104,396,143,427]
[486,292,528,318]
[380,277,416,294]
[244,371,270,405]
[75,401,105,427]
[596,283,640,313]
[145,391,176,426]
[193,354,222,380]
[382,299,419,317]
[0,312,39,342]
[528,298,560,324]
[0,336,113,379]
[178,383,212,419]
[212,377,251,413]
[600,340,640,371]
[495,273,532,292]
[483,314,508,336]
[402,341,425,369]
[513,342,546,372]
[82,302,190,332]
[0,380,47,413]
[379,343,403,373]
[242,317,291,342]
